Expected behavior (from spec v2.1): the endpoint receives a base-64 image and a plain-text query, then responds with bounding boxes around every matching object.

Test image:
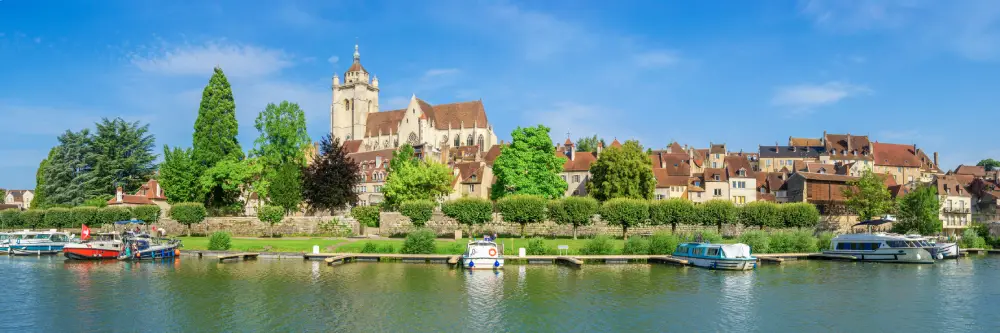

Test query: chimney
[115,187,123,203]
[913,144,917,154]
[934,152,939,167]
[567,143,575,161]
[658,152,665,168]
[847,133,852,151]
[596,141,604,156]
[822,130,827,145]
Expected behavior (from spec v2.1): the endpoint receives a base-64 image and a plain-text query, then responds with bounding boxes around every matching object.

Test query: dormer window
[714,175,720,181]
[694,181,701,187]
[737,168,746,177]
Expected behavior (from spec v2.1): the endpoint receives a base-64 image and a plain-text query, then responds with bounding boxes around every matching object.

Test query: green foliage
[685,230,724,244]
[648,232,683,255]
[131,205,161,224]
[70,206,99,228]
[768,231,818,253]
[269,163,303,213]
[496,194,547,237]
[739,201,782,229]
[351,206,381,228]
[97,206,132,225]
[977,158,1000,171]
[44,207,73,228]
[622,237,650,255]
[526,238,550,255]
[649,198,696,232]
[382,144,453,210]
[258,205,285,226]
[490,125,568,200]
[575,135,603,153]
[844,169,895,221]
[600,198,649,239]
[587,140,657,201]
[0,209,23,229]
[738,231,770,254]
[208,231,232,251]
[378,244,396,253]
[441,197,494,226]
[30,148,56,209]
[160,146,202,203]
[81,196,111,208]
[360,242,379,253]
[88,117,158,197]
[251,101,311,200]
[781,203,821,229]
[199,158,262,215]
[21,209,45,229]
[400,229,437,254]
[893,184,942,235]
[959,228,988,249]
[547,196,599,239]
[42,130,94,206]
[399,200,435,227]
[580,235,615,255]
[171,202,207,236]
[815,232,835,251]
[698,200,737,232]
[302,135,361,211]
[193,66,243,170]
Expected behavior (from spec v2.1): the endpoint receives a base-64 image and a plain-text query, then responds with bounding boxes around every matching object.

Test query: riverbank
[177,236,348,252]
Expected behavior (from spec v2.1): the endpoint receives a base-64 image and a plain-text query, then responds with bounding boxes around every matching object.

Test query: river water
[2,255,998,332]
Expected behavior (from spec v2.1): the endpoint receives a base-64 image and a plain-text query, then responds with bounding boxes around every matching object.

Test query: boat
[8,230,72,255]
[672,242,757,270]
[117,232,182,260]
[460,240,504,270]
[63,233,125,260]
[905,234,960,259]
[0,232,11,253]
[823,233,939,263]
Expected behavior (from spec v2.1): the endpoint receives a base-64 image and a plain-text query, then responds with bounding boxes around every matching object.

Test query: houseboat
[8,231,72,255]
[672,243,757,270]
[823,233,939,263]
[909,234,959,259]
[461,240,504,270]
[118,233,181,260]
[64,233,124,260]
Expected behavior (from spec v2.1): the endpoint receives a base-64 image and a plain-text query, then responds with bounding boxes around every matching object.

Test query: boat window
[886,241,907,248]
[919,241,930,247]
[693,248,704,256]
[706,248,720,256]
[836,243,850,250]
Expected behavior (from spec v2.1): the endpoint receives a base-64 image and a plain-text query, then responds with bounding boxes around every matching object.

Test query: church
[330,44,498,156]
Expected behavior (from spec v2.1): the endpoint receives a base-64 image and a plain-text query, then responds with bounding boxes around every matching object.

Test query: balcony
[942,207,971,214]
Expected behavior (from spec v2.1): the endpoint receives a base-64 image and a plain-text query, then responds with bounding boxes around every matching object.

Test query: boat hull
[936,243,959,259]
[675,256,757,270]
[823,248,934,264]
[118,243,180,261]
[8,244,65,255]
[461,257,504,270]
[64,247,122,260]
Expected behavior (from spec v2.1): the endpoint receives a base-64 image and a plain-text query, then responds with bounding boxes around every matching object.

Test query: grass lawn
[339,237,631,255]
[178,236,347,252]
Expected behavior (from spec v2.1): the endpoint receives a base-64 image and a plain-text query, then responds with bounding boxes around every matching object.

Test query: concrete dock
[218,253,260,262]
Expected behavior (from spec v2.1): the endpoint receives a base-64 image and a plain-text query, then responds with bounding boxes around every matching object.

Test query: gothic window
[384,140,389,148]
[374,141,380,149]
[454,135,460,147]
[408,132,419,145]
[466,134,474,146]
[478,135,485,151]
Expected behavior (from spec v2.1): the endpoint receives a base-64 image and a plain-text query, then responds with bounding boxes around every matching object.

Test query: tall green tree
[781,203,821,230]
[587,140,656,201]
[843,169,895,221]
[383,144,453,209]
[42,129,94,206]
[601,198,649,240]
[575,135,604,152]
[192,66,243,208]
[199,158,262,215]
[894,185,942,235]
[649,198,696,234]
[269,163,303,214]
[87,117,157,195]
[699,199,738,234]
[251,101,310,199]
[159,146,202,203]
[302,135,360,211]
[490,125,568,200]
[739,201,782,230]
[30,148,57,209]
[977,158,1000,171]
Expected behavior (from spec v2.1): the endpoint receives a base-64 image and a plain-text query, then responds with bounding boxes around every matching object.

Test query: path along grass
[336,237,737,255]
[178,236,347,252]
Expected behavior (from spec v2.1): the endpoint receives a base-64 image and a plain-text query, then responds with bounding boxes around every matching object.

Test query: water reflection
[464,270,505,331]
[717,271,757,330]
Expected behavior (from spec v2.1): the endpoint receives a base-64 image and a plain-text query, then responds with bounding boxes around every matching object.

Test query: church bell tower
[331,44,380,143]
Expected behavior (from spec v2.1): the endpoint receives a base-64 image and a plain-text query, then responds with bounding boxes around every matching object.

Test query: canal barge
[8,231,72,255]
[461,240,504,270]
[672,242,757,270]
[823,233,939,263]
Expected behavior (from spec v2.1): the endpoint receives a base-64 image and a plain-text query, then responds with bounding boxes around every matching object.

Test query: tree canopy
[649,198,696,233]
[159,146,202,204]
[382,144,453,209]
[699,199,737,233]
[894,184,942,235]
[30,148,56,209]
[193,66,243,169]
[302,135,360,211]
[586,140,656,201]
[251,101,310,199]
[269,162,303,213]
[199,158,262,215]
[490,125,567,200]
[977,158,1000,171]
[87,118,158,196]
[575,135,604,153]
[843,169,895,221]
[42,129,94,206]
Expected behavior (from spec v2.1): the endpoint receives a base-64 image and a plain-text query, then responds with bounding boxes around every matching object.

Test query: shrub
[768,231,818,253]
[816,232,836,251]
[526,238,550,255]
[258,205,285,237]
[97,206,133,225]
[622,237,650,255]
[649,198,697,234]
[600,198,649,240]
[378,244,396,253]
[496,194,547,238]
[580,235,615,255]
[0,209,23,229]
[21,209,45,229]
[401,228,437,254]
[70,206,99,229]
[698,200,737,233]
[781,203,820,229]
[739,201,782,230]
[686,230,723,244]
[959,228,988,249]
[208,231,232,251]
[81,195,111,208]
[132,205,162,224]
[43,207,73,228]
[360,242,379,253]
[548,196,599,239]
[738,230,770,254]
[648,232,682,255]
[170,202,207,236]
[400,200,435,227]
[441,197,493,228]
[351,206,381,228]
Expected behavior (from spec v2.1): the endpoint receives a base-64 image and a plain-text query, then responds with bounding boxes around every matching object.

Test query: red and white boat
[63,232,123,260]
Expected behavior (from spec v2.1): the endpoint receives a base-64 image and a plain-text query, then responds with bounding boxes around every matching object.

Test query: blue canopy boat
[115,220,182,260]
[672,242,757,270]
[9,230,72,255]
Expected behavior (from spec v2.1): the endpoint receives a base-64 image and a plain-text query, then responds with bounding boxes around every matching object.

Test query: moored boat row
[0,220,181,260]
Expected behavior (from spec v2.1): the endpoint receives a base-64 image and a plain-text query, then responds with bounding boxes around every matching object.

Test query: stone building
[557,139,600,197]
[936,175,973,236]
[3,189,33,210]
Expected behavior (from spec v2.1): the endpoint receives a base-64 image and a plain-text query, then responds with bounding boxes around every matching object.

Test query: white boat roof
[467,240,497,246]
[832,233,926,241]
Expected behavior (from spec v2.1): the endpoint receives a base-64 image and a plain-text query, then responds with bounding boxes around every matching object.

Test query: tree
[382,144,453,209]
[600,198,649,240]
[0,189,4,202]
[575,135,604,153]
[587,140,656,201]
[351,206,381,227]
[442,198,494,235]
[193,66,243,208]
[159,146,202,203]
[70,206,99,229]
[490,125,567,200]
[977,158,1000,171]
[400,200,435,227]
[781,203,820,230]
[170,202,207,236]
[548,196,599,239]
[269,163,303,214]
[739,201,782,230]
[302,135,360,212]
[251,101,311,199]
[132,205,162,225]
[843,169,895,221]
[258,205,285,237]
[699,199,737,234]
[496,195,547,238]
[894,184,942,235]
[649,198,696,234]
[199,158,262,215]
[87,117,157,196]
[30,148,57,209]
[43,129,94,206]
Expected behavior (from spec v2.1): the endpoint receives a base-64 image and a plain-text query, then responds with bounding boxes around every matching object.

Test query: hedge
[44,207,73,228]
[548,196,599,239]
[496,194,547,238]
[132,205,162,224]
[71,206,99,229]
[170,202,207,236]
[21,209,45,229]
[781,203,820,229]
[400,200,435,227]
[739,201,782,230]
[0,209,23,229]
[97,206,133,225]
[649,198,696,234]
[441,197,493,226]
[600,198,649,240]
[698,200,737,233]
[351,206,381,228]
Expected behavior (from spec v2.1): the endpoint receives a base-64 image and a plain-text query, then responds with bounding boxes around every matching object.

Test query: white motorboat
[8,230,72,255]
[460,240,504,270]
[672,242,757,270]
[908,234,960,259]
[64,233,125,260]
[824,233,938,264]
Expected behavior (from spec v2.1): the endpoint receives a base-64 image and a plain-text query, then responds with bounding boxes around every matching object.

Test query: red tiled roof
[609,139,622,148]
[557,151,598,172]
[806,163,835,174]
[954,174,976,187]
[484,144,504,167]
[789,137,822,147]
[653,169,688,188]
[757,193,776,202]
[564,138,573,145]
[688,177,706,192]
[107,193,153,206]
[134,179,167,201]
[363,100,489,138]
[704,168,727,182]
[649,153,690,176]
[342,139,363,153]
[937,175,970,197]
[710,144,726,154]
[873,142,920,167]
[725,156,756,179]
[346,60,368,74]
[955,165,986,177]
[454,162,484,185]
[668,142,684,153]
[825,133,871,154]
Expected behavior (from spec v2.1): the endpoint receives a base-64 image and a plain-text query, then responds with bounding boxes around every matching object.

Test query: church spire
[353,44,360,61]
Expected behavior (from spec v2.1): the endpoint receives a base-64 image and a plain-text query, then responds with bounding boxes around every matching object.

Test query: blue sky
[2,0,1000,189]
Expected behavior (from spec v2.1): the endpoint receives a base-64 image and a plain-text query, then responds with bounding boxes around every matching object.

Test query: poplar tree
[192,66,243,207]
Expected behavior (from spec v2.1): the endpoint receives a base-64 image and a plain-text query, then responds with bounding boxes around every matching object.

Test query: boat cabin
[673,242,753,259]
[829,234,932,251]
[464,240,500,258]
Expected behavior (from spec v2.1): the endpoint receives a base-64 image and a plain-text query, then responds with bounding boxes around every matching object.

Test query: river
[2,255,997,332]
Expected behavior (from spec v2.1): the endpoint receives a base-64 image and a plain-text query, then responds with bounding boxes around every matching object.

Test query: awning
[115,219,145,225]
[853,219,894,227]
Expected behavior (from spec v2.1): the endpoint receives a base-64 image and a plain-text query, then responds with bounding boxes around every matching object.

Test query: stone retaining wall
[98,216,358,237]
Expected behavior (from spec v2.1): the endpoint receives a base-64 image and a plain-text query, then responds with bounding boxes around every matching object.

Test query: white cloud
[424,68,460,77]
[129,41,294,78]
[632,50,680,68]
[771,81,871,111]
[327,55,339,64]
